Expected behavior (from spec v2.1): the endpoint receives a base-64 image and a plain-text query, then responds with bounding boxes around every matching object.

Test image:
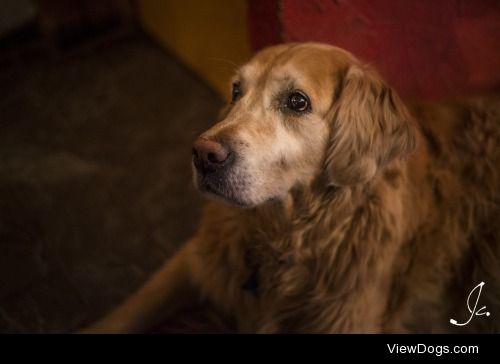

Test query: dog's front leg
[80,239,198,333]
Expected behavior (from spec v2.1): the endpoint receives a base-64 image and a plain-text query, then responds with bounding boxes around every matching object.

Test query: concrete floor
[0,29,222,332]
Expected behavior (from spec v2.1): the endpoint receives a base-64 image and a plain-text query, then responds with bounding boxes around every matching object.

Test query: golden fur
[84,43,500,333]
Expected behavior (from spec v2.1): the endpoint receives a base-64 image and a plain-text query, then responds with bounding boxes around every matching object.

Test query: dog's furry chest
[195,195,404,332]
[224,237,317,331]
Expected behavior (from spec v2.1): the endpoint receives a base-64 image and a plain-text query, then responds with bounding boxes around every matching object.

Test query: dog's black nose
[192,137,232,173]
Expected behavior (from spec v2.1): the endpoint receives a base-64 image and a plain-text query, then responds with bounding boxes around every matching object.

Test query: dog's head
[192,43,416,207]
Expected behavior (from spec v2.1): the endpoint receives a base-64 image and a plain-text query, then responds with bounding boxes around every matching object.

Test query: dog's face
[192,43,416,208]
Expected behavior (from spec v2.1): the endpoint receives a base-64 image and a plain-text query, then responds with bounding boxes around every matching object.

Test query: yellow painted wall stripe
[138,0,251,100]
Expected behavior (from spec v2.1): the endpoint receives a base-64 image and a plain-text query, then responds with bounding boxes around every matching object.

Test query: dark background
[0,1,222,332]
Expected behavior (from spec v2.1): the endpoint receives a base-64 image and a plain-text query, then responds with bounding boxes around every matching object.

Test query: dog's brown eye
[231,82,241,103]
[287,92,310,112]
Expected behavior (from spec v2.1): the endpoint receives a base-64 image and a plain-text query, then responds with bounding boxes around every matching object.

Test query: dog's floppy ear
[324,64,417,186]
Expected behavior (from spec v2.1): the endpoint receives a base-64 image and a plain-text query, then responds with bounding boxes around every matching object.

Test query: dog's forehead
[240,44,352,89]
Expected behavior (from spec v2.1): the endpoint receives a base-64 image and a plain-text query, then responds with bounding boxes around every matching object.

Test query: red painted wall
[248,0,500,100]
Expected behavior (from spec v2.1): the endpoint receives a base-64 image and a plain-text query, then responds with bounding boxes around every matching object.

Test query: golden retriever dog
[84,43,500,333]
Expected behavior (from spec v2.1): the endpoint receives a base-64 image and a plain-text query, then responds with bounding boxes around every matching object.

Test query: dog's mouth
[203,181,225,198]
[198,177,249,208]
